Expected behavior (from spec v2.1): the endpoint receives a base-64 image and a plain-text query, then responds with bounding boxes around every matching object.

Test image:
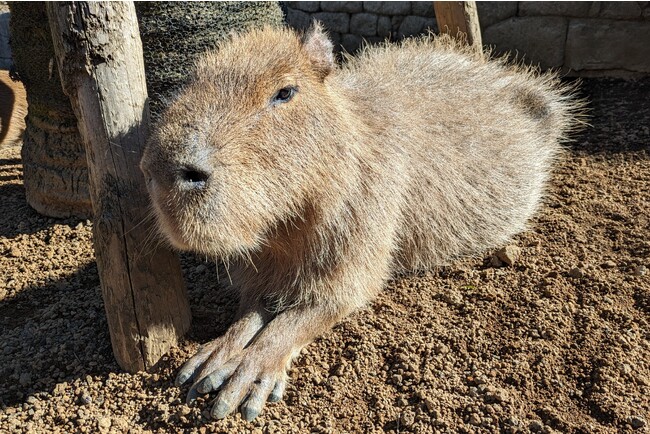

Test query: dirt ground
[0,77,648,434]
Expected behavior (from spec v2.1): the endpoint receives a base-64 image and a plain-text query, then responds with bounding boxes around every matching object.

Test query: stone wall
[282,1,650,76]
[283,1,437,53]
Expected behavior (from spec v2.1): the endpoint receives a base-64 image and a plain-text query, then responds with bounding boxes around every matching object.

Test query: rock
[377,15,392,37]
[284,8,312,30]
[565,19,650,73]
[519,2,592,17]
[490,255,504,267]
[9,247,22,257]
[633,265,647,276]
[568,267,585,278]
[284,1,320,12]
[529,420,544,432]
[483,17,568,69]
[364,1,411,16]
[601,260,617,269]
[401,408,416,427]
[469,413,481,425]
[411,2,435,17]
[53,383,67,396]
[350,12,378,36]
[79,393,92,405]
[321,1,363,13]
[341,33,362,53]
[313,12,350,34]
[178,405,191,417]
[477,2,518,28]
[628,416,647,429]
[496,245,521,266]
[19,372,31,387]
[398,15,435,38]
[97,416,112,433]
[599,2,642,19]
[396,397,408,407]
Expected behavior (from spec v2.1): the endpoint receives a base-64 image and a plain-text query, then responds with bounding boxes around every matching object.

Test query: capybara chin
[140,23,585,421]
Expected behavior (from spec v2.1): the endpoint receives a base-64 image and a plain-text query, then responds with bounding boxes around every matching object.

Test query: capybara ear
[301,21,334,79]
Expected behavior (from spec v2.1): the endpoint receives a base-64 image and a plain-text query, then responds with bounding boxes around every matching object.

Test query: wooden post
[433,1,482,49]
[46,1,191,373]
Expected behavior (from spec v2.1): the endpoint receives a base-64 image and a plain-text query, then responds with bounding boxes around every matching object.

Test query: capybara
[140,23,584,421]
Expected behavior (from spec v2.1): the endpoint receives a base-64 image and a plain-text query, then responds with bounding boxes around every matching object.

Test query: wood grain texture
[434,1,482,48]
[46,1,191,373]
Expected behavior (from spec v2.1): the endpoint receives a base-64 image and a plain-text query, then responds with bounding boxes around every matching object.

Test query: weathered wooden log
[46,1,191,373]
[433,1,482,49]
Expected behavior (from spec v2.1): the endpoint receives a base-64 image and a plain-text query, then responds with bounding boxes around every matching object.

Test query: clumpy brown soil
[0,78,648,433]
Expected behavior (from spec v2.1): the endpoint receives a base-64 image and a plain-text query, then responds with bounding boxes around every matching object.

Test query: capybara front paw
[178,340,288,421]
[207,356,287,421]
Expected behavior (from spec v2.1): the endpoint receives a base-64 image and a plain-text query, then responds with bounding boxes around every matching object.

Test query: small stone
[392,374,403,384]
[529,420,544,432]
[97,416,112,432]
[568,267,585,279]
[396,397,408,407]
[19,372,31,387]
[629,416,646,429]
[434,343,449,355]
[495,245,521,266]
[601,260,617,269]
[79,393,92,405]
[178,405,191,417]
[423,397,436,413]
[401,409,416,427]
[490,255,504,267]
[442,291,462,305]
[468,413,481,425]
[633,265,647,276]
[53,383,67,396]
[10,247,22,257]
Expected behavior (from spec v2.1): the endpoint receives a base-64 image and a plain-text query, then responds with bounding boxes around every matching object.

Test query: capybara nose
[177,165,210,189]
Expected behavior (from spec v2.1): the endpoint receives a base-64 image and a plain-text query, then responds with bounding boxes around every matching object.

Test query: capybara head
[141,24,346,258]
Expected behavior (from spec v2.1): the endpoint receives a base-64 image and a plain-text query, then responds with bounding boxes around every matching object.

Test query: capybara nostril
[178,166,210,188]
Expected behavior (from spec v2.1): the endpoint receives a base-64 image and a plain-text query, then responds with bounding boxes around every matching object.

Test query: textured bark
[8,2,92,218]
[434,1,483,49]
[46,1,190,373]
[135,1,284,120]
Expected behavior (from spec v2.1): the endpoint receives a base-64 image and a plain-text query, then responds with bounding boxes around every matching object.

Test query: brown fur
[140,24,585,420]
[0,70,27,148]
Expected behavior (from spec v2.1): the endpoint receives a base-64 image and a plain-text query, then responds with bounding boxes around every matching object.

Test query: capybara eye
[272,86,297,104]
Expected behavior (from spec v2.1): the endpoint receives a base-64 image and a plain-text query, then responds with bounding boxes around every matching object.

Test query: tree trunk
[46,1,191,373]
[434,1,483,49]
[135,1,284,120]
[8,2,92,218]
